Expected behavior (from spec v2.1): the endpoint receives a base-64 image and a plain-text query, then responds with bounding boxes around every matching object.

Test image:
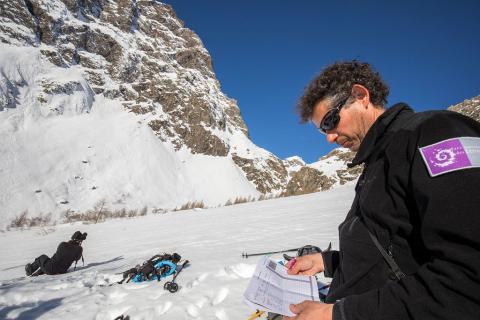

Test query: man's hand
[286,253,324,276]
[283,301,333,320]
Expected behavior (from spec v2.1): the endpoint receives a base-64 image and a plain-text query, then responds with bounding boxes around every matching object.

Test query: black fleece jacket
[50,240,83,274]
[323,104,480,320]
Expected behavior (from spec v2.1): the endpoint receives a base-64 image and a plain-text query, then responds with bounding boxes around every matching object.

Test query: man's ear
[352,84,370,107]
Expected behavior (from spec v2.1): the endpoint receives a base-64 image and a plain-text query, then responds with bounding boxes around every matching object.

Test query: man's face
[311,98,367,152]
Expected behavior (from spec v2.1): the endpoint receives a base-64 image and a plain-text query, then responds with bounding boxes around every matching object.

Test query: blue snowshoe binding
[131,259,177,282]
[118,253,187,292]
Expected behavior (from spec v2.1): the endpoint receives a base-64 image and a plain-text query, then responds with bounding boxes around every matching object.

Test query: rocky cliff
[0,0,247,151]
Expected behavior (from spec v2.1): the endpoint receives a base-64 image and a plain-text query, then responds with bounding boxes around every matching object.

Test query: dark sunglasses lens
[319,109,339,133]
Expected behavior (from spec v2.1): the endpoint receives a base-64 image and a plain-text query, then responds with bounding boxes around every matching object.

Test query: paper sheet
[243,257,320,317]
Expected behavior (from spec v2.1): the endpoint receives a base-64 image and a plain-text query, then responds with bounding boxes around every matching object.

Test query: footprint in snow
[198,272,209,281]
[212,287,229,306]
[187,272,209,288]
[107,289,128,302]
[215,308,229,320]
[195,296,209,308]
[218,263,255,279]
[156,301,172,315]
[148,290,167,300]
[186,304,200,318]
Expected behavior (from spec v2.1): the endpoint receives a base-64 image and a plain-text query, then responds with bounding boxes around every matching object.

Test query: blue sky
[162,0,480,163]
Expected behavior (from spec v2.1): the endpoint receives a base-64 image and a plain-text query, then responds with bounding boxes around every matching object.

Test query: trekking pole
[164,260,189,293]
[242,248,299,258]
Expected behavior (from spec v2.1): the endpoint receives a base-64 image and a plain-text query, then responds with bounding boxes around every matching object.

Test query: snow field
[0,186,354,319]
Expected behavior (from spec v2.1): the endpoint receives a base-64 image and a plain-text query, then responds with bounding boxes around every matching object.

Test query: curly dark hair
[296,60,390,122]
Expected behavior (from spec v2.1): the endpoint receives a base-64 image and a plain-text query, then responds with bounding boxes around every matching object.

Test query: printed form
[244,256,320,317]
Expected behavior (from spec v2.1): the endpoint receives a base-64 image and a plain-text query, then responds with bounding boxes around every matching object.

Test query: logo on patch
[431,148,458,167]
[420,138,472,176]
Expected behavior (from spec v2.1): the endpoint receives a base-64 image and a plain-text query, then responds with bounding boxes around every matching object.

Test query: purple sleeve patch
[419,138,472,177]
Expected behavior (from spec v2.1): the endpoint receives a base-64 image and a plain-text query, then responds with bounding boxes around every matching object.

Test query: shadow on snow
[0,297,64,320]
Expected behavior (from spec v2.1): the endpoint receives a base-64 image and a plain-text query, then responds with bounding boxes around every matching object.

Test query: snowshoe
[131,260,177,283]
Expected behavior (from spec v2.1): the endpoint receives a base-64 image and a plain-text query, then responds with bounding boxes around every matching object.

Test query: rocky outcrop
[336,165,363,184]
[318,148,362,185]
[283,156,306,173]
[448,96,480,122]
[282,167,336,197]
[281,148,362,196]
[232,154,287,194]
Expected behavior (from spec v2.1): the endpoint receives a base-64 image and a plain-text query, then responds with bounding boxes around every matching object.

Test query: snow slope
[0,186,354,320]
[0,45,262,228]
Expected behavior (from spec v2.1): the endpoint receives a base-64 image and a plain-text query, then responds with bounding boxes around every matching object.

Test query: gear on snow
[118,253,188,293]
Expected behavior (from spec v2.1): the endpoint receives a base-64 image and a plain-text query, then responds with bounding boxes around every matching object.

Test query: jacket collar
[348,103,413,167]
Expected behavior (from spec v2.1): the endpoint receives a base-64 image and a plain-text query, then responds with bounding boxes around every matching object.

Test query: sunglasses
[314,95,350,134]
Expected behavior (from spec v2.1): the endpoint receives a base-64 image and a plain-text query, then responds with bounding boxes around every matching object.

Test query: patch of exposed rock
[232,154,287,194]
[318,148,362,185]
[280,147,363,196]
[448,96,480,122]
[282,167,336,197]
[336,165,363,185]
[0,1,38,45]
[282,156,306,173]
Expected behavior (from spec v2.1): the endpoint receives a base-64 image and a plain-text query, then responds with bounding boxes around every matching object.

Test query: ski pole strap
[366,230,406,281]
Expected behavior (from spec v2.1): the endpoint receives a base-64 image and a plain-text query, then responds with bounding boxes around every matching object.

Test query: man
[25,231,87,276]
[285,61,480,320]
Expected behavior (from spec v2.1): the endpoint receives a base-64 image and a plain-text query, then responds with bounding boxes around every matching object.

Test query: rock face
[232,153,287,194]
[317,149,362,185]
[448,96,480,122]
[282,167,336,196]
[282,148,361,196]
[1,0,247,148]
